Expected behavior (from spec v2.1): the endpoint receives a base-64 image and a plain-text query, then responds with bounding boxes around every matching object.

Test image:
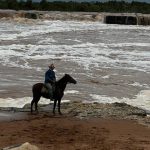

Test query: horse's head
[65,74,77,84]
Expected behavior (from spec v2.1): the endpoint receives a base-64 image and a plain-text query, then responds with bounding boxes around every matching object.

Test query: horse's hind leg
[58,99,62,115]
[31,97,40,113]
[53,99,57,114]
[35,100,39,112]
[31,98,35,113]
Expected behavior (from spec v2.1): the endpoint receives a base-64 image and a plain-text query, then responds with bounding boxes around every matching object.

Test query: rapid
[0,17,150,112]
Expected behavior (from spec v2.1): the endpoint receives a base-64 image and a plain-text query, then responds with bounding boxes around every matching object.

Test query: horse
[31,74,77,114]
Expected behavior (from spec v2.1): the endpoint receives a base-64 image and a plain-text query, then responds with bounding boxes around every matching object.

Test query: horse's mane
[56,74,67,85]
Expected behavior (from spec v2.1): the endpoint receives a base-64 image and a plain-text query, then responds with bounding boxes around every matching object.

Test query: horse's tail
[31,83,43,113]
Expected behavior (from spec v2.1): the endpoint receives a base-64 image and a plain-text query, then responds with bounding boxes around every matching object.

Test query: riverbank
[0,10,150,25]
[1,101,150,149]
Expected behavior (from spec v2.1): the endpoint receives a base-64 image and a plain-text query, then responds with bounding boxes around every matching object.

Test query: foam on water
[0,90,79,108]
[90,90,150,112]
[64,90,79,94]
[0,41,149,72]
[0,97,70,108]
[0,90,150,112]
[129,82,150,88]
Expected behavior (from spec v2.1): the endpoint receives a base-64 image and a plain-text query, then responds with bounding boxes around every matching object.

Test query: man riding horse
[31,69,77,114]
[44,63,56,100]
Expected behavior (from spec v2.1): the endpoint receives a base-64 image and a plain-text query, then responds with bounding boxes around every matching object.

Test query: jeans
[45,83,53,99]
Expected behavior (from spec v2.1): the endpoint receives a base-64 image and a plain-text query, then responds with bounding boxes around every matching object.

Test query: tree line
[0,0,150,14]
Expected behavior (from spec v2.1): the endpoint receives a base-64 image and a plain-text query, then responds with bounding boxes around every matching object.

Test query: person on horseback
[44,63,56,99]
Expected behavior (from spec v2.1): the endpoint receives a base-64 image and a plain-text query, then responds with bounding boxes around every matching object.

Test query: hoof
[59,112,62,115]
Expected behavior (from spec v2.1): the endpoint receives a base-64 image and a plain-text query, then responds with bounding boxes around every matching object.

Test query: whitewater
[0,18,150,112]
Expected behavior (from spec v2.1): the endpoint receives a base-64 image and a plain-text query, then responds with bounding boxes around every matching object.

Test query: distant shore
[0,10,150,26]
[0,9,103,21]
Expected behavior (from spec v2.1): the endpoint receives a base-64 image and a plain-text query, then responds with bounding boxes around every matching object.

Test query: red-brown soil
[1,113,150,150]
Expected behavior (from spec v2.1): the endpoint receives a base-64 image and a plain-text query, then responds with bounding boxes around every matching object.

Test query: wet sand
[1,112,150,150]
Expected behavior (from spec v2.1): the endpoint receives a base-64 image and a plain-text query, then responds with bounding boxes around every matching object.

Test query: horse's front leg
[53,99,57,114]
[58,99,62,115]
[35,102,39,114]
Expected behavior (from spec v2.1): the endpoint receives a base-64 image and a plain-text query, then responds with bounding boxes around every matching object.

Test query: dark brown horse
[31,74,77,114]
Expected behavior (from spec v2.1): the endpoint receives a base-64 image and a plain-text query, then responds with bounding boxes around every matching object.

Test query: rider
[44,63,56,99]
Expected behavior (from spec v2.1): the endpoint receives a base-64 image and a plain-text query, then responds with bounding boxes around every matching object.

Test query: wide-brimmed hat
[49,63,55,69]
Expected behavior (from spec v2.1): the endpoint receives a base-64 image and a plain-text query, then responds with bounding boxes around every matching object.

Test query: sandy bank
[0,101,150,149]
[1,113,150,150]
[0,101,149,125]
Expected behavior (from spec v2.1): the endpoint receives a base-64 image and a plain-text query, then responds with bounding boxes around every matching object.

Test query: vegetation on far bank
[0,0,150,14]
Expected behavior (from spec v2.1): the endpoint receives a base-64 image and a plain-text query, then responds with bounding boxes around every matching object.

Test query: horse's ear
[65,74,70,78]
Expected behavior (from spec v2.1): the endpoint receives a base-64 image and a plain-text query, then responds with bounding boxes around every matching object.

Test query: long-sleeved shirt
[44,69,56,84]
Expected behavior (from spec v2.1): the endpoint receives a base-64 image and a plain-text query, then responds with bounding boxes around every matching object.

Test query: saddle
[41,85,49,94]
[41,84,55,100]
